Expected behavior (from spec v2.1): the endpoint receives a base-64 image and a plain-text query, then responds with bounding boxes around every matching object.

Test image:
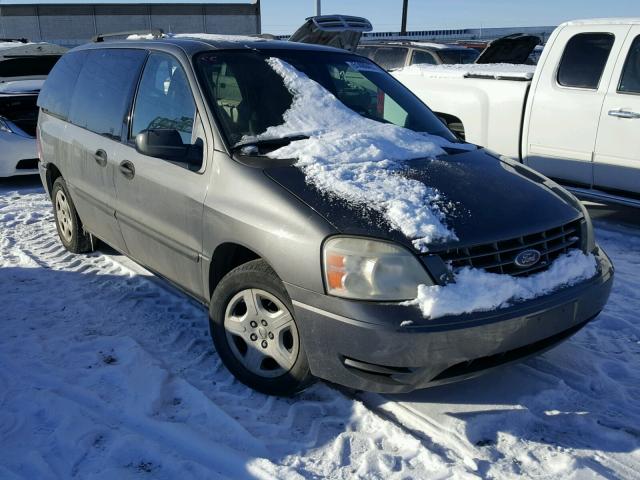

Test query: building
[0,1,261,47]
[362,25,557,43]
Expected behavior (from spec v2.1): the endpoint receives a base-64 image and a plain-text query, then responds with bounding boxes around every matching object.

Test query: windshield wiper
[232,134,309,153]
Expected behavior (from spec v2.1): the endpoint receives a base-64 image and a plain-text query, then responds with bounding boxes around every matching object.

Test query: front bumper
[0,132,38,177]
[288,246,614,393]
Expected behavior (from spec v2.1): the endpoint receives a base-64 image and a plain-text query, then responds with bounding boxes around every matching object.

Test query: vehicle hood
[475,34,541,64]
[264,148,581,251]
[0,79,44,95]
[288,15,373,52]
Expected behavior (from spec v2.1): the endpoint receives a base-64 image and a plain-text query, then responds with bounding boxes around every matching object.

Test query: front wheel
[52,177,93,254]
[209,259,315,396]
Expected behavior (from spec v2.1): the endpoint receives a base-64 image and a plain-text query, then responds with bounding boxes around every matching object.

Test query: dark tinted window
[356,46,376,60]
[131,53,196,145]
[68,49,146,139]
[619,36,640,94]
[372,47,408,70]
[411,50,437,65]
[0,56,61,78]
[37,50,87,120]
[438,49,479,64]
[557,33,614,89]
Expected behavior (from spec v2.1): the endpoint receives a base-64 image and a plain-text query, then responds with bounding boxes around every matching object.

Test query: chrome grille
[438,220,583,277]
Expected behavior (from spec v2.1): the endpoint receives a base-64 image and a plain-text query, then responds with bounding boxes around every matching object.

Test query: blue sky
[261,0,639,34]
[1,0,638,34]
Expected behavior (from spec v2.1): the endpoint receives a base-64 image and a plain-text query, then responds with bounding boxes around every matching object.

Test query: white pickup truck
[393,18,640,205]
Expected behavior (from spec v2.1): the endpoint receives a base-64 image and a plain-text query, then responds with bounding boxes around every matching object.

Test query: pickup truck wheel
[209,259,315,396]
[52,177,93,254]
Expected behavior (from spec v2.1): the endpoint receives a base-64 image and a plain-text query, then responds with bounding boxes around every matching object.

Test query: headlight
[323,237,433,301]
[0,116,13,134]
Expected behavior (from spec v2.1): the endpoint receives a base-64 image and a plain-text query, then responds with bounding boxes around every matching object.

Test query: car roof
[73,34,348,56]
[560,17,640,27]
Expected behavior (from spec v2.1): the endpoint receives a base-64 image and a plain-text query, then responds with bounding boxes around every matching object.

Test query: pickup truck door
[113,52,209,299]
[593,28,640,195]
[525,26,630,186]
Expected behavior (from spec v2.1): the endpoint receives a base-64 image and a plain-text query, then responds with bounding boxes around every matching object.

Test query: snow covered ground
[1,177,639,479]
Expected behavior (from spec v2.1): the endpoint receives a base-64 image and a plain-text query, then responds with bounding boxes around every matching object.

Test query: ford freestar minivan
[37,35,614,396]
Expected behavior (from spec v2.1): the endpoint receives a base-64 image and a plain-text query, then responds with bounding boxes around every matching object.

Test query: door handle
[608,109,640,119]
[119,160,135,180]
[94,149,108,167]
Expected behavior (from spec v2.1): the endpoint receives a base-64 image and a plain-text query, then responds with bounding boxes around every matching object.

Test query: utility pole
[316,0,321,16]
[400,0,408,35]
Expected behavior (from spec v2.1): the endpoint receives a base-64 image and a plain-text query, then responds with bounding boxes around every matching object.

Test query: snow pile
[396,63,536,80]
[407,249,597,318]
[259,57,458,250]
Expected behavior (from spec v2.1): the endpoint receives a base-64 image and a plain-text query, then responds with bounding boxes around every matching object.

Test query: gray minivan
[37,35,613,396]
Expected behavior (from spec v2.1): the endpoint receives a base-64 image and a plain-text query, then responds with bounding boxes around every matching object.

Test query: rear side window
[37,50,87,120]
[68,49,146,140]
[557,33,614,89]
[372,47,408,70]
[0,56,61,78]
[411,50,437,65]
[618,35,640,94]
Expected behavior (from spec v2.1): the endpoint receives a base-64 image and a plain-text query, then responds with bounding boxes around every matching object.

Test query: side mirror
[135,129,203,170]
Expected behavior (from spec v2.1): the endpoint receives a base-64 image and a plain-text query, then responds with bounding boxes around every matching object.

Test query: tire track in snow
[0,186,465,479]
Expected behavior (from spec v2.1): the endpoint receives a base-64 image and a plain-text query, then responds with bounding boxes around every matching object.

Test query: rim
[224,288,300,378]
[55,190,73,243]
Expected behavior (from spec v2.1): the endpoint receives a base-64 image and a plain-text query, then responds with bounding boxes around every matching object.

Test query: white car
[0,39,65,177]
[392,18,640,206]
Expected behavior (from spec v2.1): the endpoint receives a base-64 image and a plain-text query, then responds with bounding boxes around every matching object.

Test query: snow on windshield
[406,249,597,319]
[396,63,536,80]
[258,57,458,251]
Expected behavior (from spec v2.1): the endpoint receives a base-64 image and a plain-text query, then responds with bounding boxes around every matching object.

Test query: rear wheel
[52,177,93,253]
[209,259,315,396]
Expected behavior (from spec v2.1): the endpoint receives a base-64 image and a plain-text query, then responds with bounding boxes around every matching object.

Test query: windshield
[195,49,456,146]
[437,49,479,64]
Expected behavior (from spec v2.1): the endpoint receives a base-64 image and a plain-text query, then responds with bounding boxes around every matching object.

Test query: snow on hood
[396,63,536,80]
[258,57,458,251]
[406,249,597,319]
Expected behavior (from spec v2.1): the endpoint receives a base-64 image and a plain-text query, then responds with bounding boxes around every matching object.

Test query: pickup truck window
[618,36,640,94]
[557,33,614,89]
[373,47,408,70]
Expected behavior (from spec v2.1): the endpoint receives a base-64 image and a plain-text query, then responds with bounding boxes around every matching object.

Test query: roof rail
[307,15,372,32]
[0,38,29,44]
[92,29,164,43]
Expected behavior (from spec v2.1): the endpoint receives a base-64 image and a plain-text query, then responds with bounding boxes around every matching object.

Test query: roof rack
[92,29,164,43]
[0,38,29,44]
[306,15,372,32]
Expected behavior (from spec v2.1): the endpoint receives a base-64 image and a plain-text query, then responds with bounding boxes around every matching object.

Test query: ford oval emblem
[514,249,541,268]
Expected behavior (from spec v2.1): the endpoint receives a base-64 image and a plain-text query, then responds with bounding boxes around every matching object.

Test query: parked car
[356,41,480,70]
[37,35,613,396]
[0,39,66,177]
[393,18,640,206]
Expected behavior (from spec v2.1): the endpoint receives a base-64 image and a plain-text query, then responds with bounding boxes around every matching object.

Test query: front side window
[557,33,614,89]
[411,50,437,65]
[618,35,640,94]
[372,47,408,70]
[195,50,456,146]
[68,49,146,139]
[130,52,196,145]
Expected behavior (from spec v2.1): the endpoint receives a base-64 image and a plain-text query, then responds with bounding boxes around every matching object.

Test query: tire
[52,177,93,254]
[209,259,315,396]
